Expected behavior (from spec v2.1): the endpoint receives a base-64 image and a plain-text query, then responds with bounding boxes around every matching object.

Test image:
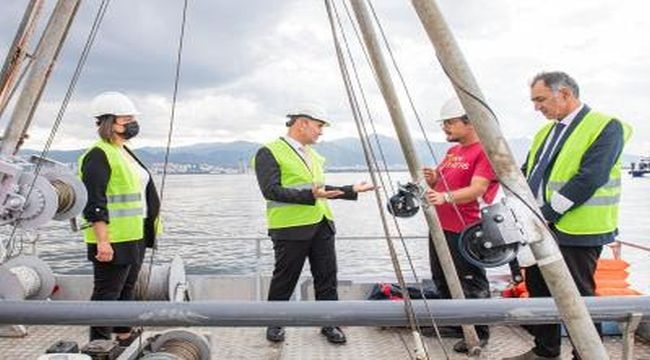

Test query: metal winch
[0,155,87,229]
[458,201,527,268]
[134,256,190,302]
[0,255,55,300]
[138,329,211,360]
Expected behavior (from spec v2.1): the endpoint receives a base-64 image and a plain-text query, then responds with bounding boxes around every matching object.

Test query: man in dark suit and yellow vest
[254,105,374,345]
[504,72,631,360]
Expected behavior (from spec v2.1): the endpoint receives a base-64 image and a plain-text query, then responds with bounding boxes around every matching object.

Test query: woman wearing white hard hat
[78,91,161,345]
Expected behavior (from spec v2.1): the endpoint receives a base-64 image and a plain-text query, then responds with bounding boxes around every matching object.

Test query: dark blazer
[522,105,624,245]
[81,146,161,251]
[254,139,358,241]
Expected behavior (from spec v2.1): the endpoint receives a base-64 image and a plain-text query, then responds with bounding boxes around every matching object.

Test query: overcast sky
[1,0,648,155]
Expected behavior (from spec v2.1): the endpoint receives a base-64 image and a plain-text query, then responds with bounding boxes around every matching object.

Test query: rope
[339,0,436,287]
[339,2,456,356]
[158,0,189,204]
[367,1,467,231]
[4,0,110,258]
[141,0,189,311]
[327,1,449,358]
[338,1,396,195]
[327,2,424,357]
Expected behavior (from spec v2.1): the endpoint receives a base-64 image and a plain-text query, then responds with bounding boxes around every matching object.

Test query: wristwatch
[443,191,454,204]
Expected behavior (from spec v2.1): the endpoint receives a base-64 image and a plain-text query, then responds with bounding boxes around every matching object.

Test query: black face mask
[118,121,140,140]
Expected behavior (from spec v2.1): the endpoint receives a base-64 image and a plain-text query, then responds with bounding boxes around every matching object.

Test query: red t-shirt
[433,142,499,233]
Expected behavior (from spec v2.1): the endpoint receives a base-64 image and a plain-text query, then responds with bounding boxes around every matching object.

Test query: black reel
[387,182,423,218]
[458,202,525,268]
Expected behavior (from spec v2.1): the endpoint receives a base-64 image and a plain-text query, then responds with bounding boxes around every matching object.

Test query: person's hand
[540,203,561,224]
[422,167,437,187]
[353,181,376,193]
[95,241,114,262]
[312,185,344,199]
[425,189,446,205]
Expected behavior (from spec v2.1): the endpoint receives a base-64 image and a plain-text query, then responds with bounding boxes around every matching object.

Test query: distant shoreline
[154,168,402,175]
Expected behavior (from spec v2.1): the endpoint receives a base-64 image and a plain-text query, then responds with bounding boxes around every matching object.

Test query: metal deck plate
[1,325,649,359]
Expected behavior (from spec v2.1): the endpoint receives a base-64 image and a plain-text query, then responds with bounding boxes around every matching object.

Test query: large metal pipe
[348,0,481,350]
[0,0,80,155]
[410,0,609,358]
[0,297,648,326]
[325,2,429,357]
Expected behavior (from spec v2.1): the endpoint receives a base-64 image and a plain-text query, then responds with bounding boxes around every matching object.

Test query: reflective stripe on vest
[78,140,144,243]
[107,193,142,203]
[547,178,621,206]
[526,111,632,234]
[263,139,334,229]
[266,182,313,209]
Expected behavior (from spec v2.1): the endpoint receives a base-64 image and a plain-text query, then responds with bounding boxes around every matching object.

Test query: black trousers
[89,240,146,341]
[524,245,603,358]
[429,231,490,339]
[267,222,338,303]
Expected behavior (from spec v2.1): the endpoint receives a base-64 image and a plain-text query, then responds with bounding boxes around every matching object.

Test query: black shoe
[452,338,488,353]
[320,326,346,344]
[266,327,285,343]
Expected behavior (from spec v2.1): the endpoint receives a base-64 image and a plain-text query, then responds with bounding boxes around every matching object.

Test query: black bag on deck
[366,282,440,300]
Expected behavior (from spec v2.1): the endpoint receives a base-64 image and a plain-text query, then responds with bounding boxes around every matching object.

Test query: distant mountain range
[21,135,638,169]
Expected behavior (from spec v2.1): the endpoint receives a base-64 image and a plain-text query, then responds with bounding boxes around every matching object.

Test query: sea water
[21,172,650,294]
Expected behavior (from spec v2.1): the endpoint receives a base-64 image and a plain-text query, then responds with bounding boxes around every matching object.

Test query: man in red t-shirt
[422,97,499,353]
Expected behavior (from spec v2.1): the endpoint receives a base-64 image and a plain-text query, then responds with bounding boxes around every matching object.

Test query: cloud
[1,0,648,154]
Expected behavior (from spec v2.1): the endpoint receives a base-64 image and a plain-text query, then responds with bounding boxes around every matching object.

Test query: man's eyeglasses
[437,116,467,127]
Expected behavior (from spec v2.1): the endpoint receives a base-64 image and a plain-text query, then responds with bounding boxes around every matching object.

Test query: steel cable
[140,0,190,331]
[4,0,110,258]
[327,1,457,358]
[367,1,467,231]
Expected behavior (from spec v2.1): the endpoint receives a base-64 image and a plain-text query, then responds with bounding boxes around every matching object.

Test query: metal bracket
[622,312,642,360]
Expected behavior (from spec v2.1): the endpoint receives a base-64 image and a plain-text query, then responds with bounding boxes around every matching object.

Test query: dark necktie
[527,123,566,198]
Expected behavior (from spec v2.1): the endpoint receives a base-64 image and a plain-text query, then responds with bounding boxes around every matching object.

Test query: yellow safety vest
[525,111,632,234]
[263,139,334,229]
[78,140,144,243]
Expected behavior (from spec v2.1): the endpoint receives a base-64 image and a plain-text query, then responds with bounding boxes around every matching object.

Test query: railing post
[255,237,262,301]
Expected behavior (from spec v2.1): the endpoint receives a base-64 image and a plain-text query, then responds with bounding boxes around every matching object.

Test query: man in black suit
[254,105,374,344]
[504,71,630,360]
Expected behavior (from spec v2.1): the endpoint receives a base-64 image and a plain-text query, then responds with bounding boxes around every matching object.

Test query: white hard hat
[91,91,139,118]
[439,97,466,121]
[286,103,330,126]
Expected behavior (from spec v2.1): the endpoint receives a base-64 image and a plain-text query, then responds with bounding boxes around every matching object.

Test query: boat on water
[1,1,649,359]
[629,157,650,178]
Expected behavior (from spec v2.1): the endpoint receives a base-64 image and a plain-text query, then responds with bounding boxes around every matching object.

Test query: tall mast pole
[323,1,428,358]
[410,0,608,358]
[0,0,44,118]
[349,0,482,353]
[0,0,81,156]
